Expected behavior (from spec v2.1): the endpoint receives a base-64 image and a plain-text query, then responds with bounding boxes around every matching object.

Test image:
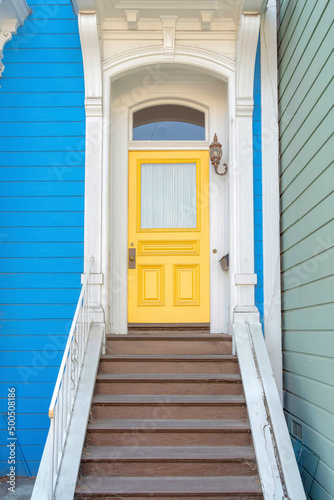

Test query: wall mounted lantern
[209,133,228,176]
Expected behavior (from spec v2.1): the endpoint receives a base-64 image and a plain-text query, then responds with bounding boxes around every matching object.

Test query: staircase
[75,332,263,499]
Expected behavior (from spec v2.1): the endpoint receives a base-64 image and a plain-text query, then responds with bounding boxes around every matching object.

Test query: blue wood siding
[278,1,334,498]
[0,0,85,475]
[253,41,264,324]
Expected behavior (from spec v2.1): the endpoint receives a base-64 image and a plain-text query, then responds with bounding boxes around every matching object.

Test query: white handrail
[48,257,94,499]
[233,320,306,500]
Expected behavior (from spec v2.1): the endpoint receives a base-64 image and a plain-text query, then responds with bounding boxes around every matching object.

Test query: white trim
[0,0,30,77]
[260,0,282,399]
[78,11,105,322]
[129,141,210,150]
[232,12,260,323]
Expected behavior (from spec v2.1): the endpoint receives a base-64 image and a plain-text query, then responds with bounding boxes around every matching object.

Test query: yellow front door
[128,150,210,325]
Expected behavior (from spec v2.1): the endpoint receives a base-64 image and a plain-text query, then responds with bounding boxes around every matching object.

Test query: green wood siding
[278,1,334,499]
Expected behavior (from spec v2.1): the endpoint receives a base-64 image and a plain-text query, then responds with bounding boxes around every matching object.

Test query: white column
[78,11,104,322]
[233,13,261,323]
[261,0,283,399]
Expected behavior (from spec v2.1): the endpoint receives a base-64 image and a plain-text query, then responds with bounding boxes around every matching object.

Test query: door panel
[128,150,210,324]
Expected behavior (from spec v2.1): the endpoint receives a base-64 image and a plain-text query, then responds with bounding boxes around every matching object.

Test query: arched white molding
[103,45,235,81]
[233,12,261,323]
[0,0,30,77]
[78,11,104,322]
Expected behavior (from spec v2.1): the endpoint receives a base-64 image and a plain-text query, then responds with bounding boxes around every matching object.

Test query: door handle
[129,248,136,269]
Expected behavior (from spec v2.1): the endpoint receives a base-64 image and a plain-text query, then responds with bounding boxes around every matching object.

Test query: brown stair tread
[93,394,246,404]
[107,334,231,340]
[88,419,250,431]
[82,445,255,461]
[101,354,237,360]
[76,475,262,495]
[96,374,241,381]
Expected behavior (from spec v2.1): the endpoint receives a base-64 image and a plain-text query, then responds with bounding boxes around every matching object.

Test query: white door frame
[109,79,229,333]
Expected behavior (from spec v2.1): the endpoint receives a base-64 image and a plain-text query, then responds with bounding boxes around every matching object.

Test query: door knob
[129,248,136,269]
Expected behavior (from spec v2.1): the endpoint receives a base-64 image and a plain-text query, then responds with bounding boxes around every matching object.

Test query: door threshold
[128,323,210,333]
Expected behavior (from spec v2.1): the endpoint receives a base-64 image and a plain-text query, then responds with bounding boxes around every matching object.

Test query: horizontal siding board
[0,258,83,273]
[0,274,80,289]
[284,391,334,442]
[0,198,84,211]
[17,19,79,34]
[278,1,308,57]
[280,112,333,174]
[0,122,85,137]
[0,335,67,350]
[282,250,334,291]
[0,320,71,335]
[312,462,334,500]
[1,181,84,195]
[281,189,334,243]
[0,137,85,152]
[0,168,85,182]
[0,152,84,166]
[279,49,333,132]
[0,289,80,303]
[281,137,332,201]
[0,227,84,242]
[281,219,334,264]
[0,446,43,462]
[285,411,334,474]
[0,213,84,228]
[282,275,334,311]
[6,34,81,50]
[0,78,84,93]
[284,351,334,386]
[283,303,334,331]
[0,107,85,122]
[284,331,334,358]
[0,382,55,398]
[0,243,83,257]
[311,479,334,500]
[0,462,40,476]
[0,351,64,366]
[280,107,333,173]
[28,4,76,18]
[278,0,300,44]
[0,366,59,383]
[0,429,48,445]
[0,93,84,108]
[3,48,83,63]
[279,1,331,94]
[0,304,77,320]
[284,372,334,414]
[280,83,333,157]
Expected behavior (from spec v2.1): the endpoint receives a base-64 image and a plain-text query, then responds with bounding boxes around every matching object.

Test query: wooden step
[75,475,263,499]
[86,419,252,447]
[99,354,239,374]
[91,394,248,420]
[95,373,242,396]
[106,334,232,355]
[80,445,257,477]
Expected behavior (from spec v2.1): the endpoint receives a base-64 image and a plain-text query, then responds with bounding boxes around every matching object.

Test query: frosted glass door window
[141,163,197,229]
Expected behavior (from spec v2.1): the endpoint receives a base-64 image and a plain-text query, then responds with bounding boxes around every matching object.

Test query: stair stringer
[233,321,305,500]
